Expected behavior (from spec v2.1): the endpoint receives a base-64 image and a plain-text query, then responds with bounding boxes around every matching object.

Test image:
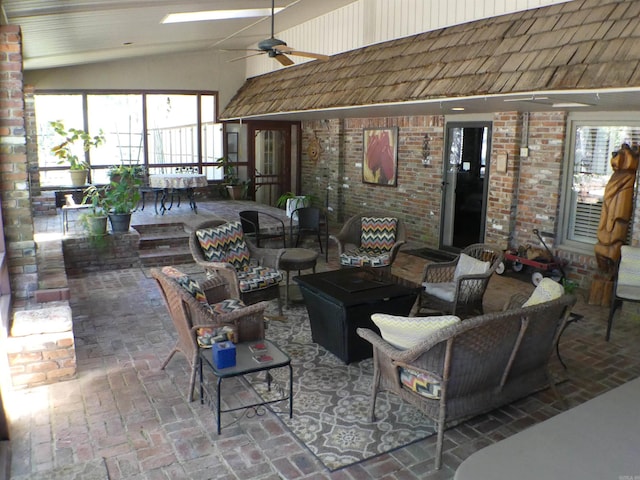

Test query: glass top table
[198,339,292,434]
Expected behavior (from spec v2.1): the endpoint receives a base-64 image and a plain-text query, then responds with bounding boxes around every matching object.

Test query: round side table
[280,248,319,306]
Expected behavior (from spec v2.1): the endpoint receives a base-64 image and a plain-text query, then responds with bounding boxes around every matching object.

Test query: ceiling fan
[231,0,330,66]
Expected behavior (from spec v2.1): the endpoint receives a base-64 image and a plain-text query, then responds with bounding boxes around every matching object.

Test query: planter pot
[226,185,244,200]
[286,196,309,219]
[85,215,108,236]
[69,169,88,186]
[108,212,132,233]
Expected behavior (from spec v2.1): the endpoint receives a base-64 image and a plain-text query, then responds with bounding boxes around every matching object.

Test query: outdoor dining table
[148,173,208,214]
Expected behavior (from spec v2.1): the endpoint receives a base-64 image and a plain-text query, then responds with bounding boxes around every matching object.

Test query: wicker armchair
[411,243,503,318]
[330,214,406,269]
[357,292,576,469]
[151,267,267,401]
[189,219,285,315]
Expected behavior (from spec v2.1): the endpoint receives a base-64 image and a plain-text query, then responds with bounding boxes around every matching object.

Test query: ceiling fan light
[162,8,284,24]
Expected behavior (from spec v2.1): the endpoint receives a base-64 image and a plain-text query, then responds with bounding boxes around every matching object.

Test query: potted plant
[276,192,316,218]
[217,157,250,200]
[108,164,145,184]
[79,184,108,237]
[50,120,105,186]
[102,166,142,232]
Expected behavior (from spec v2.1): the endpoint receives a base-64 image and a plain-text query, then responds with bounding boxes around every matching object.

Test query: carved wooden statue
[594,144,640,276]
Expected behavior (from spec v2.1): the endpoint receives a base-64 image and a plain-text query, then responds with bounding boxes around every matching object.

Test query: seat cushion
[196,221,250,270]
[523,277,565,307]
[453,253,490,280]
[422,281,456,302]
[237,265,283,293]
[340,248,391,267]
[618,245,640,295]
[371,313,460,349]
[360,217,397,252]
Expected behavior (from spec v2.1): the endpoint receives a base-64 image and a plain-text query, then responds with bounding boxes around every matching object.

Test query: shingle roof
[220,0,640,120]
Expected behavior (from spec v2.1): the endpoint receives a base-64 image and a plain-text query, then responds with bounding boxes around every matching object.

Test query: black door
[441,122,491,250]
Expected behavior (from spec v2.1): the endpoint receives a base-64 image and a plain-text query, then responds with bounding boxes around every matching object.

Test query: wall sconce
[422,134,431,166]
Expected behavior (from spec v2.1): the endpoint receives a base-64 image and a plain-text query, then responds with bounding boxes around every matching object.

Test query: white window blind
[567,124,640,244]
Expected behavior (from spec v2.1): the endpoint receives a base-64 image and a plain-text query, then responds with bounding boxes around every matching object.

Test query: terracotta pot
[69,169,88,186]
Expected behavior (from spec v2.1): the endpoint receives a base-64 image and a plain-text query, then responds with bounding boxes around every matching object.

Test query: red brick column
[0,25,37,298]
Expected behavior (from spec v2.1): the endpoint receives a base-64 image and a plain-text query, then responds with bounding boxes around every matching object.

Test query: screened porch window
[563,120,640,247]
[34,91,223,187]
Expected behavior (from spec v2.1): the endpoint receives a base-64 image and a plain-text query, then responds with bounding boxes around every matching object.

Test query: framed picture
[362,127,398,186]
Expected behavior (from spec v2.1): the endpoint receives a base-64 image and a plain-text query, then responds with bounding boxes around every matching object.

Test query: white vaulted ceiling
[1,0,358,70]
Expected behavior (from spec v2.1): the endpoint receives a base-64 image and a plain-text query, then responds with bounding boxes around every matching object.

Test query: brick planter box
[62,230,141,275]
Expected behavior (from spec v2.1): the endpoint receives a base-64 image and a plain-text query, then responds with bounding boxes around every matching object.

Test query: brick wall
[0,25,37,299]
[301,112,599,286]
[301,116,447,247]
[485,112,521,249]
[24,85,40,197]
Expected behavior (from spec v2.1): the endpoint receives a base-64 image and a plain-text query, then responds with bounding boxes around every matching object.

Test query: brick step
[138,246,193,267]
[138,230,190,250]
[132,222,186,235]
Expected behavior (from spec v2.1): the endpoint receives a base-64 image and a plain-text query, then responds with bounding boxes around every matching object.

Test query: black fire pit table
[294,268,419,364]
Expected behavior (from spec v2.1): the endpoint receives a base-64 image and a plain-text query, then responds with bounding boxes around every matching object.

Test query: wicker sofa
[357,287,576,470]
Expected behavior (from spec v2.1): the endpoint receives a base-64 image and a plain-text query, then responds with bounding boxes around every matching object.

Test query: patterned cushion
[237,265,283,293]
[523,277,564,307]
[340,248,391,267]
[453,253,490,280]
[196,299,245,347]
[208,298,246,314]
[371,313,460,349]
[399,367,442,399]
[360,217,397,252]
[197,325,235,348]
[161,266,207,303]
[196,221,250,270]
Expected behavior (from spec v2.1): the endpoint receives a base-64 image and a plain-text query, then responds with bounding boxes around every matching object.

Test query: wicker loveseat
[357,285,576,470]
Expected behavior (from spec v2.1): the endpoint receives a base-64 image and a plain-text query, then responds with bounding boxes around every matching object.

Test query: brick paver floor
[6,204,640,479]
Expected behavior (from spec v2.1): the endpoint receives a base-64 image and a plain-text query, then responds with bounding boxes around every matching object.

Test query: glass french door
[247,121,300,206]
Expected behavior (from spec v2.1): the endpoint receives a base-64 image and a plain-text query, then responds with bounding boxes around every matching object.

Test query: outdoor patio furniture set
[153,210,578,470]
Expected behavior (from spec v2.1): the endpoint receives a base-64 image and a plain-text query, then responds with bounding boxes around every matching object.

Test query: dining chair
[290,207,327,255]
[239,210,287,248]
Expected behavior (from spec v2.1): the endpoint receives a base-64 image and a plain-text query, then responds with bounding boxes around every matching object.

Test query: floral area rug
[246,302,436,471]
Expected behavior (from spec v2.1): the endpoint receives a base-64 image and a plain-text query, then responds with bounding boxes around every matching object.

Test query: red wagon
[496,229,566,286]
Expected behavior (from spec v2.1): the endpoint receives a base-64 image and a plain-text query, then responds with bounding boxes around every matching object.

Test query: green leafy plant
[81,184,106,216]
[79,185,108,247]
[50,120,105,170]
[562,278,578,294]
[276,192,317,208]
[216,157,249,187]
[103,166,142,214]
[108,164,144,181]
[216,157,251,199]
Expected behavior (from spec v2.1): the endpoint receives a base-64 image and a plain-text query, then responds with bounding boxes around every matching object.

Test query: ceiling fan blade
[274,53,294,66]
[272,46,329,61]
